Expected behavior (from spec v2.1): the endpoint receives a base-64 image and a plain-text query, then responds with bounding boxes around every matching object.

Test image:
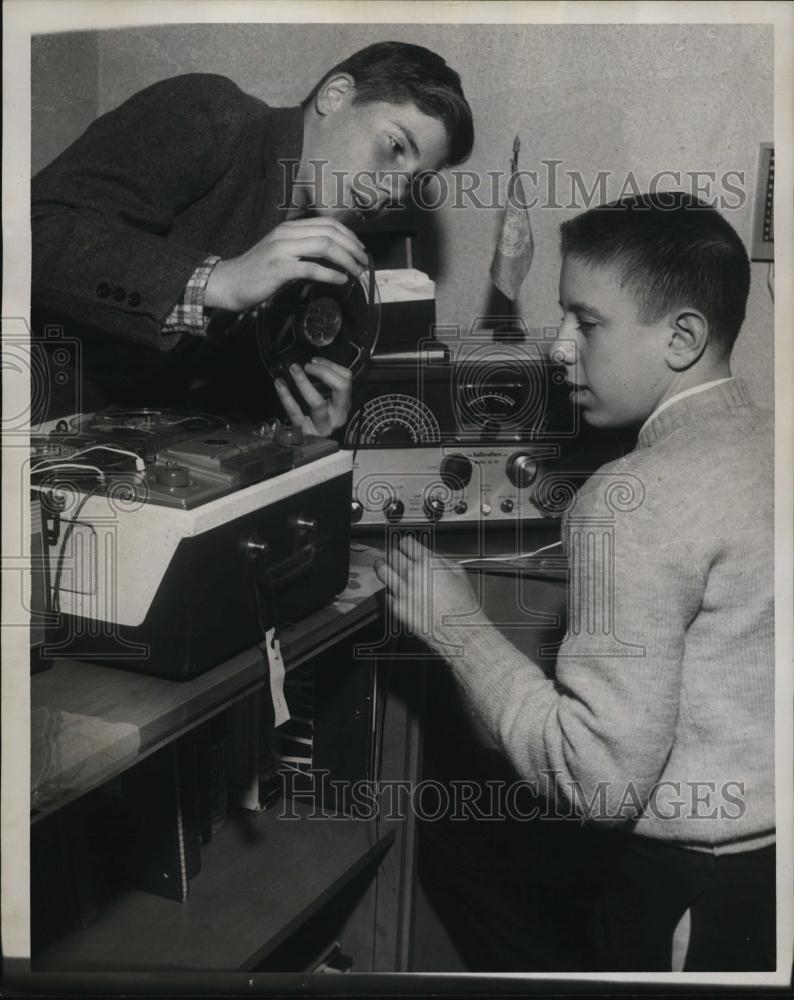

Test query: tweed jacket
[32,73,304,351]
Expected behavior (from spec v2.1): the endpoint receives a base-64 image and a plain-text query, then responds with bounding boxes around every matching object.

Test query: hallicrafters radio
[30,408,353,679]
[342,353,593,529]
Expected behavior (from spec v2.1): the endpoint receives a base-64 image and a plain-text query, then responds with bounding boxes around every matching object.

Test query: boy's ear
[665,308,709,371]
[315,73,355,116]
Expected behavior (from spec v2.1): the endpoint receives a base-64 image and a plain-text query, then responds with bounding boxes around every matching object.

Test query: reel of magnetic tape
[223,262,380,421]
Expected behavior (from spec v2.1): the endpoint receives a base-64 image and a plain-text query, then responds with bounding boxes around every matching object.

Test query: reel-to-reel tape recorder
[31,407,353,679]
[28,261,382,679]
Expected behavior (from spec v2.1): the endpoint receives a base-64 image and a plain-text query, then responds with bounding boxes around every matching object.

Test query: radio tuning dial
[424,492,446,522]
[439,454,473,490]
[384,499,405,524]
[506,452,539,489]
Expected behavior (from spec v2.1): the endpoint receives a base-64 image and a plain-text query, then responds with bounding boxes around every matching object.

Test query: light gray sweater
[434,379,774,852]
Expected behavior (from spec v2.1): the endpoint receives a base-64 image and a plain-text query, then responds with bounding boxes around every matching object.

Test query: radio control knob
[384,499,405,524]
[481,502,492,516]
[155,463,190,488]
[439,454,473,490]
[424,493,445,522]
[351,500,364,523]
[453,501,468,515]
[506,452,538,488]
[501,498,515,513]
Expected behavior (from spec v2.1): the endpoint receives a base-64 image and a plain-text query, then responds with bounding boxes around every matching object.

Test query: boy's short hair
[304,41,474,166]
[559,192,751,353]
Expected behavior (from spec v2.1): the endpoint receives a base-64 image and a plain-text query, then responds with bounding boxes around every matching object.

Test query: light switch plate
[751,143,774,262]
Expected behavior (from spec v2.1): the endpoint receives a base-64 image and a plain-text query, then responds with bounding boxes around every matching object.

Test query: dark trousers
[417,777,615,972]
[419,809,776,972]
[592,836,776,971]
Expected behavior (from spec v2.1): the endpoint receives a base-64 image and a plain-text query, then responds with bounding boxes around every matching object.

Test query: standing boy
[31,41,473,426]
[376,193,775,971]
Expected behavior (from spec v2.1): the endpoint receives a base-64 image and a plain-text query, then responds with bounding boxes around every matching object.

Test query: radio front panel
[351,443,561,529]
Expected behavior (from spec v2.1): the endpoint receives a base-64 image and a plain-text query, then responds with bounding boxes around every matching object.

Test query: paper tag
[264,627,290,727]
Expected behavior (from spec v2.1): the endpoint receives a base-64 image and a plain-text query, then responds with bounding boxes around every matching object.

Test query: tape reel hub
[301,297,343,348]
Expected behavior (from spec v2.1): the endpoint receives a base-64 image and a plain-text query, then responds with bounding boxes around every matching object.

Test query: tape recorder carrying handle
[259,543,316,589]
[246,519,318,589]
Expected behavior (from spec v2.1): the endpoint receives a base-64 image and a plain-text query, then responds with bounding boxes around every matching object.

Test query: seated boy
[375,192,775,971]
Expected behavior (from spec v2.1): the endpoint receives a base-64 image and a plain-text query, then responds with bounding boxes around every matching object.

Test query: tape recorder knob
[506,453,539,489]
[274,425,305,447]
[439,454,473,490]
[351,500,364,523]
[155,463,190,488]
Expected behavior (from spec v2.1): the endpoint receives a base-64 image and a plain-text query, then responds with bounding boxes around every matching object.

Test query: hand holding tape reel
[252,258,380,437]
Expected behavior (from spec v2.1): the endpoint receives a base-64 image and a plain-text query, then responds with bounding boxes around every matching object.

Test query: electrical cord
[44,444,145,472]
[51,483,102,613]
[31,461,107,480]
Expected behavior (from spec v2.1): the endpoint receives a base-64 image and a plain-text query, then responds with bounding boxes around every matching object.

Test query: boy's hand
[274,357,353,436]
[374,535,479,645]
[205,218,369,312]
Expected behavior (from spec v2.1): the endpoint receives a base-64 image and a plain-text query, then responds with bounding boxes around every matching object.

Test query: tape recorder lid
[77,408,229,456]
[35,408,344,510]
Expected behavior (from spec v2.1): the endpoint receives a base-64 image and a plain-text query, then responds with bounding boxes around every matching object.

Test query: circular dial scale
[345,394,442,447]
[463,390,517,418]
[454,357,548,435]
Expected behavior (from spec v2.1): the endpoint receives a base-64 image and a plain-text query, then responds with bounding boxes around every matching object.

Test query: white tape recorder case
[31,409,353,679]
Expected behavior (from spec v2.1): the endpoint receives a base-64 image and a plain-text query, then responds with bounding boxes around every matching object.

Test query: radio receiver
[342,341,581,528]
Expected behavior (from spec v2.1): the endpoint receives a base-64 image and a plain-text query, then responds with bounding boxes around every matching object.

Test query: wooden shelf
[31,591,383,823]
[34,801,396,973]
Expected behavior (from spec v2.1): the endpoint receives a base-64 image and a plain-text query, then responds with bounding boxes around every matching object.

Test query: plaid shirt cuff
[162,255,221,336]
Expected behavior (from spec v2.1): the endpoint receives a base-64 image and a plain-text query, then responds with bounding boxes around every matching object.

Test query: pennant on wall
[490,135,534,301]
